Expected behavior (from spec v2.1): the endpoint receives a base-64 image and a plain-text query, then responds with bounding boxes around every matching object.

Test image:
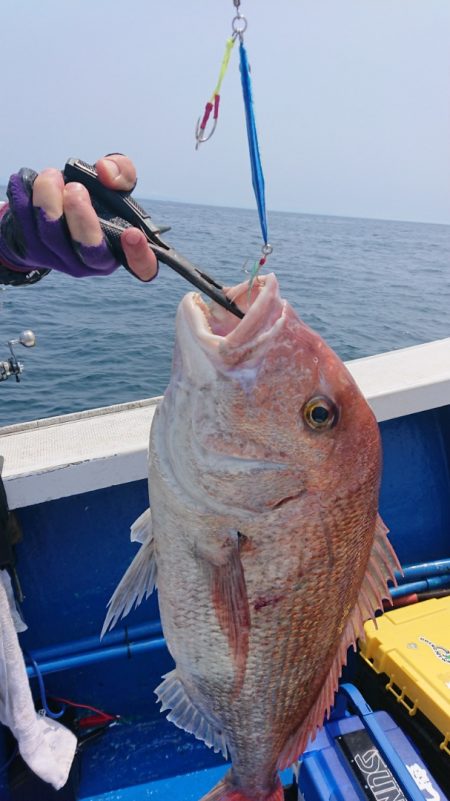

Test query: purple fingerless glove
[0,169,119,279]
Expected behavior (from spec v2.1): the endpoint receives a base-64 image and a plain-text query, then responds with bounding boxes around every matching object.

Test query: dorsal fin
[130,507,152,543]
[277,515,400,769]
[101,508,156,638]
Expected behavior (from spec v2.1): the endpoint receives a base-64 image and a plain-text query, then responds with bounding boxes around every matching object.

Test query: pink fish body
[103,274,399,801]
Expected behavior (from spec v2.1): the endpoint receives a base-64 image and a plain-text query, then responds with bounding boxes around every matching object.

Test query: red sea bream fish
[103,273,400,801]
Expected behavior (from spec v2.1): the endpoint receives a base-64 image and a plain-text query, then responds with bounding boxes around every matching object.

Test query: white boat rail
[1,338,449,510]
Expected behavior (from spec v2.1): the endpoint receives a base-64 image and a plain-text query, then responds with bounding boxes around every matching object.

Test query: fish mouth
[181,273,286,354]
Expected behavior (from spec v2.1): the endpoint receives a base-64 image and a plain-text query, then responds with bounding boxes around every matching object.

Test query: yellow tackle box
[359,596,450,755]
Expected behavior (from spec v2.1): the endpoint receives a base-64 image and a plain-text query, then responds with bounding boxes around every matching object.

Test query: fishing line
[195,0,272,292]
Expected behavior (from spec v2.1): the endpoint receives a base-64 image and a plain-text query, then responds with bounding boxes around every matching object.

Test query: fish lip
[181,273,286,354]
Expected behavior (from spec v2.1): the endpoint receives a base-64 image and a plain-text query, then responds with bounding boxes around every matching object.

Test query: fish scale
[103,274,400,801]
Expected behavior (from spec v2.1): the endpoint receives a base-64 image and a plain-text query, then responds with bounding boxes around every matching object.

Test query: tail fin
[199,770,283,801]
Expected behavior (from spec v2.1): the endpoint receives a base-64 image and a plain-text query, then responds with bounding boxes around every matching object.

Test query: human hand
[0,155,158,282]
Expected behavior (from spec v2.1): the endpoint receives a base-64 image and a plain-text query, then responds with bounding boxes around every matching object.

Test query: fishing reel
[0,330,36,383]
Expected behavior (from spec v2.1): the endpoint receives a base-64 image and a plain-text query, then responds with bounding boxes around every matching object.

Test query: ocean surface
[0,197,448,427]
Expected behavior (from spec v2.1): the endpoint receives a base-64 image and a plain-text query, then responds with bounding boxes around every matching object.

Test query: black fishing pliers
[63,159,244,319]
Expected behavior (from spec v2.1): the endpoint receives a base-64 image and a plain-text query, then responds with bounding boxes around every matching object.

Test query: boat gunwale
[1,338,449,509]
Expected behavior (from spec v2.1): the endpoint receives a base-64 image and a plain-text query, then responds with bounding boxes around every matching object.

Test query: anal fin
[101,508,156,638]
[277,514,400,769]
[155,669,228,758]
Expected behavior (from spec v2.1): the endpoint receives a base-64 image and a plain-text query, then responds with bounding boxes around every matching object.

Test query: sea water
[0,199,448,427]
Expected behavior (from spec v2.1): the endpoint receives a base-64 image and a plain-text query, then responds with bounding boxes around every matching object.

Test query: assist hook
[194,0,247,149]
[195,96,220,149]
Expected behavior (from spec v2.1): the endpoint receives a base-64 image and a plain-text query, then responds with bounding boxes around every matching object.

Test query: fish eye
[302,396,338,431]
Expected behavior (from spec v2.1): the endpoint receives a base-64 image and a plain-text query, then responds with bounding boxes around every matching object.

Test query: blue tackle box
[299,684,447,801]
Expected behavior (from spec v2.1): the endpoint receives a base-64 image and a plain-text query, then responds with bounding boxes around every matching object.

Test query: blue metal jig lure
[195,0,273,284]
[239,41,268,250]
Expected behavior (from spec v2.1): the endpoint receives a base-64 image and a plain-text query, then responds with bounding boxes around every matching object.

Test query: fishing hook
[194,1,246,149]
[195,100,219,149]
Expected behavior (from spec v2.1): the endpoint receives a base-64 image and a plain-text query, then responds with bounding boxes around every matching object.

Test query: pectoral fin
[101,508,156,638]
[210,532,250,694]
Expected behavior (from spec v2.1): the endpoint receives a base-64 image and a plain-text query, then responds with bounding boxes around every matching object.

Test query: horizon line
[1,183,448,228]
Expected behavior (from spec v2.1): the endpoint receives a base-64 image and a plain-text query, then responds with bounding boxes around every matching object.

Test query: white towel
[0,570,77,790]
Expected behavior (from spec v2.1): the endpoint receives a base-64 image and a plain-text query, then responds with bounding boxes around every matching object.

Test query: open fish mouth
[182,273,286,353]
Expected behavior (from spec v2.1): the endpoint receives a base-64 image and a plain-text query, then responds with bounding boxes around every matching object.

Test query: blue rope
[239,42,268,247]
[26,652,66,720]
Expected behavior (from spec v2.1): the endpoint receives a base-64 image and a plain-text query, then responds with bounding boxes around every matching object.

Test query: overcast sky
[1,0,449,224]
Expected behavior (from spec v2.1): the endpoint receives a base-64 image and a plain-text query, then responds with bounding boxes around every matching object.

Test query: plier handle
[63,159,244,319]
